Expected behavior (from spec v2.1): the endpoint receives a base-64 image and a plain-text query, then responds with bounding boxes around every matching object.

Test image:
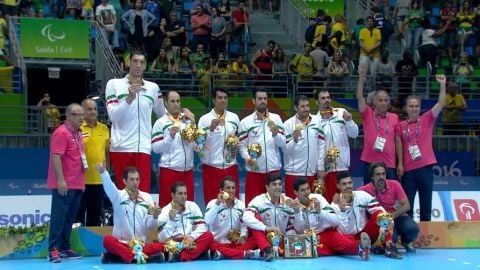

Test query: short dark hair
[313,89,330,100]
[294,95,310,107]
[369,162,387,179]
[266,173,282,186]
[253,87,268,99]
[122,166,139,181]
[267,40,276,47]
[129,50,145,60]
[220,176,236,189]
[213,88,229,98]
[166,90,180,100]
[336,170,351,183]
[171,181,186,194]
[293,177,308,192]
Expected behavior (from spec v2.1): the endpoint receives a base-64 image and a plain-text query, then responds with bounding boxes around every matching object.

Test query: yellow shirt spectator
[359,27,382,59]
[0,18,7,50]
[312,24,327,47]
[290,54,316,80]
[81,121,110,185]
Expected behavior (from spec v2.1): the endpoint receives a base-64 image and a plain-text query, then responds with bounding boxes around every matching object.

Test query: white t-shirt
[96,4,116,26]
[421,29,437,46]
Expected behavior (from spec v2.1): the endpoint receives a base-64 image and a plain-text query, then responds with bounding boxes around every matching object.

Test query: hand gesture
[169,208,177,221]
[182,236,195,249]
[169,126,180,139]
[210,118,220,131]
[343,111,352,122]
[310,198,321,212]
[290,198,301,213]
[152,206,162,219]
[435,74,446,85]
[246,157,256,167]
[358,63,367,78]
[293,129,302,142]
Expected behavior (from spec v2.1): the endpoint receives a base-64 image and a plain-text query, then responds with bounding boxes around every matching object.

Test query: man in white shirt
[243,174,302,261]
[157,181,214,262]
[198,88,240,204]
[151,91,196,207]
[315,89,359,202]
[96,164,165,264]
[95,0,119,48]
[205,176,270,260]
[292,177,372,260]
[331,171,401,259]
[283,95,324,198]
[106,51,164,193]
[239,88,286,204]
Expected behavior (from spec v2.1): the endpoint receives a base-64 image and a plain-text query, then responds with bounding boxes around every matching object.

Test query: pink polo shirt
[47,123,86,190]
[360,106,399,168]
[357,180,407,213]
[191,14,210,36]
[395,110,437,172]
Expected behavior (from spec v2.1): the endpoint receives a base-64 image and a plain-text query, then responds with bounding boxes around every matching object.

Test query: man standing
[152,91,196,207]
[158,181,214,262]
[205,176,267,260]
[292,177,372,260]
[289,42,317,94]
[356,64,400,184]
[396,75,447,222]
[96,165,165,264]
[106,51,165,192]
[47,103,86,263]
[190,4,211,52]
[239,89,286,204]
[358,16,382,74]
[332,171,401,259]
[283,95,324,198]
[315,89,359,202]
[358,162,419,253]
[198,88,240,203]
[442,81,467,135]
[95,0,119,49]
[165,10,188,50]
[242,174,300,261]
[76,98,110,226]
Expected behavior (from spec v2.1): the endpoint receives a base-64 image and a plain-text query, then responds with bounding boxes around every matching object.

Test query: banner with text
[20,18,89,59]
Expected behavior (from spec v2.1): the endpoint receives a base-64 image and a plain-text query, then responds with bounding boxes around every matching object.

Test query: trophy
[266,231,282,258]
[325,145,340,171]
[224,133,240,163]
[312,179,325,195]
[195,128,207,157]
[247,143,262,171]
[181,124,197,143]
[227,229,241,243]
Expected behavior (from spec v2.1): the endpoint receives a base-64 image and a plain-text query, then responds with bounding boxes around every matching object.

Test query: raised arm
[356,64,368,113]
[431,74,446,117]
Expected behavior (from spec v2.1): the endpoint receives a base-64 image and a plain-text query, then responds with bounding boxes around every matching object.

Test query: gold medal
[217,112,225,126]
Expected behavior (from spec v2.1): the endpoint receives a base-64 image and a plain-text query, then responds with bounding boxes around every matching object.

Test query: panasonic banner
[20,18,90,59]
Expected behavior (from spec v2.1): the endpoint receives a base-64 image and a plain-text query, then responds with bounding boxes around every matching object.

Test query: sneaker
[60,249,82,259]
[212,250,224,260]
[262,247,274,262]
[402,242,416,253]
[48,248,61,263]
[101,252,123,264]
[147,252,165,263]
[359,232,371,261]
[384,242,402,259]
[244,250,255,259]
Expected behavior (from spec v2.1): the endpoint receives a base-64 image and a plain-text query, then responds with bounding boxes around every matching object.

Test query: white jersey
[106,76,165,154]
[295,193,339,234]
[243,193,301,234]
[157,201,208,242]
[331,190,385,235]
[100,170,159,243]
[197,109,240,168]
[317,108,358,172]
[151,113,195,171]
[204,198,247,243]
[238,112,286,173]
[283,114,324,176]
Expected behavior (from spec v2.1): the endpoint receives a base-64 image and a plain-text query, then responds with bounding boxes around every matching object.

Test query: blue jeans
[402,165,433,221]
[363,161,397,185]
[407,27,423,52]
[394,214,420,244]
[48,189,83,251]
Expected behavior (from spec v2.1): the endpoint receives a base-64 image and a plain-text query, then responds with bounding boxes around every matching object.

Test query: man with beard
[157,181,214,262]
[198,89,240,204]
[96,164,165,264]
[239,88,286,204]
[292,177,372,260]
[356,64,400,184]
[332,171,402,259]
[315,89,358,202]
[358,162,419,253]
[282,95,324,198]
[152,91,196,207]
[205,176,270,260]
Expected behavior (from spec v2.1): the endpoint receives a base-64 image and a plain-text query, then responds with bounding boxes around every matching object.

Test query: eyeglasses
[70,112,85,117]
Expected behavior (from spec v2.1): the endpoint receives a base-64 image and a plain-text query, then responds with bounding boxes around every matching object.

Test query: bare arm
[356,64,368,113]
[392,198,410,219]
[395,135,404,179]
[431,74,446,117]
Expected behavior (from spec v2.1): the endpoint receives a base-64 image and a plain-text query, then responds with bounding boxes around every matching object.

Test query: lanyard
[374,112,389,137]
[66,122,84,153]
[404,120,420,146]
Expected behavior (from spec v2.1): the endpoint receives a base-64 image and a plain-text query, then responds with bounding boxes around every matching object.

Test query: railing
[279,0,310,46]
[6,16,27,94]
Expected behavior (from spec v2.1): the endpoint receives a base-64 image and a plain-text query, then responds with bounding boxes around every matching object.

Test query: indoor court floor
[0,249,479,270]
